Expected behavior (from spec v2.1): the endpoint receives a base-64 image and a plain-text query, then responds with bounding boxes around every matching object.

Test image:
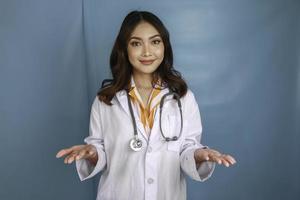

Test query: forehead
[130,22,160,38]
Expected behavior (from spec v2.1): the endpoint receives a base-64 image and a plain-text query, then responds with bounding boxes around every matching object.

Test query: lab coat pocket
[166,115,183,152]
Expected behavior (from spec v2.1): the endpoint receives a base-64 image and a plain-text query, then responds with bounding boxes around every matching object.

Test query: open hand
[194,148,236,167]
[56,144,98,165]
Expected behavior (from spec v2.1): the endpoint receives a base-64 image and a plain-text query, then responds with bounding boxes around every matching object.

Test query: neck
[132,72,153,89]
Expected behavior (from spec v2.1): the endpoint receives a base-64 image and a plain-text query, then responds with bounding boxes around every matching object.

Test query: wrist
[194,147,209,166]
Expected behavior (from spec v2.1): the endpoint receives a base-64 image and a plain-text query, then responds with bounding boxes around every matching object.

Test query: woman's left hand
[194,148,236,167]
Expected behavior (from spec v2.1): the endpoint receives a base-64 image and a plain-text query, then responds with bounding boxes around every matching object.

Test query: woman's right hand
[56,144,98,165]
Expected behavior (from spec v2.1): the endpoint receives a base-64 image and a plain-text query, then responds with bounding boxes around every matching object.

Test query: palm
[194,148,236,167]
[56,144,98,165]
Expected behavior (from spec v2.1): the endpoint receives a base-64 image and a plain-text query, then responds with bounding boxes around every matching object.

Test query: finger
[56,145,83,158]
[212,154,232,167]
[223,155,236,165]
[213,152,232,165]
[76,149,89,160]
[64,154,71,164]
[208,154,222,165]
[208,149,222,156]
[68,152,79,164]
[206,150,221,160]
[207,151,223,164]
[225,155,236,164]
[64,152,78,164]
[220,157,230,167]
[56,148,74,158]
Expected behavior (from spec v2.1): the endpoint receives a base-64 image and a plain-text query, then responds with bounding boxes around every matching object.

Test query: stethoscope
[101,79,183,152]
[127,90,183,151]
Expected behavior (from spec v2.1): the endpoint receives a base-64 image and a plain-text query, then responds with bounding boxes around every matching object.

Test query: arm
[179,91,236,181]
[75,97,107,181]
[179,90,215,182]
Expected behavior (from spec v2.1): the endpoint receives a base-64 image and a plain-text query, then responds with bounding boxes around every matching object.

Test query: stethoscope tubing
[159,91,183,141]
[127,90,183,143]
[101,78,184,151]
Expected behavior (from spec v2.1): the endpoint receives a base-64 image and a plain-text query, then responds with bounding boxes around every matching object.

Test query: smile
[139,59,155,65]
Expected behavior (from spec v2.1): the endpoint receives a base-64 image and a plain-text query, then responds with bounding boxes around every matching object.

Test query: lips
[139,59,155,65]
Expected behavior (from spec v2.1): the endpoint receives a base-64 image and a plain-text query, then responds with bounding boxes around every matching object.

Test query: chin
[134,66,158,74]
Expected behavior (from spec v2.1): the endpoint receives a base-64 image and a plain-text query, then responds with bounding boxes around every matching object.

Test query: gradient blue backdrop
[0,0,299,199]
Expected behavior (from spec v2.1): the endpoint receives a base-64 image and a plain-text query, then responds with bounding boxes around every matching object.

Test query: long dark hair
[98,10,187,105]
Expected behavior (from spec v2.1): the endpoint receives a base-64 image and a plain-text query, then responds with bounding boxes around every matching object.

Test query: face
[127,22,165,77]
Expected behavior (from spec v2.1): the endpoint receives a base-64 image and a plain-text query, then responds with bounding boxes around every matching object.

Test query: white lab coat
[76,88,215,200]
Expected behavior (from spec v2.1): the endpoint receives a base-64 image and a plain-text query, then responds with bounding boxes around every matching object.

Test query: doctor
[56,10,236,200]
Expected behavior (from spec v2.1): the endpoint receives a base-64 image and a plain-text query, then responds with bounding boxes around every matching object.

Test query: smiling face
[127,21,165,77]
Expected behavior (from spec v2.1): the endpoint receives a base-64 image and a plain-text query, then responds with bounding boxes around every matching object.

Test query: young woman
[56,10,236,200]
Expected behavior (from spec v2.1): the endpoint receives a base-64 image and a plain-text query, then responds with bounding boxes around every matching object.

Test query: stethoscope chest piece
[126,89,183,152]
[129,137,143,151]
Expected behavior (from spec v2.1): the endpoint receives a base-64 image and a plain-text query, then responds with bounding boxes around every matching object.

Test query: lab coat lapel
[115,84,175,143]
[148,87,172,143]
[115,90,130,117]
[115,90,149,141]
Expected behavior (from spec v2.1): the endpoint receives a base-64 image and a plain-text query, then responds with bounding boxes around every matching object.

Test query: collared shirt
[76,85,215,200]
[128,76,165,135]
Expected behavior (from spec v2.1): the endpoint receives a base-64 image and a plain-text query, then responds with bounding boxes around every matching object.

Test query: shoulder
[92,89,125,110]
[91,95,109,112]
[180,89,200,113]
[91,96,101,112]
[181,89,197,103]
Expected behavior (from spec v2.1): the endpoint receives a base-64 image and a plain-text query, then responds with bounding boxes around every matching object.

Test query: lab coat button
[147,178,154,184]
[147,146,152,153]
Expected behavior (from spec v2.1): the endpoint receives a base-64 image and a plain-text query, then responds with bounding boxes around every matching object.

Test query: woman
[56,10,236,200]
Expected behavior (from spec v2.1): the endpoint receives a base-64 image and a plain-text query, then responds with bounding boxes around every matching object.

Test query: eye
[130,41,141,47]
[152,39,161,45]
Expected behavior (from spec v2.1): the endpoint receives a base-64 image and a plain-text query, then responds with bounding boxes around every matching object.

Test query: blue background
[0,0,299,199]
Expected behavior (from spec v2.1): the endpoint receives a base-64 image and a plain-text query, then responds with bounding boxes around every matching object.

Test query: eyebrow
[129,34,161,40]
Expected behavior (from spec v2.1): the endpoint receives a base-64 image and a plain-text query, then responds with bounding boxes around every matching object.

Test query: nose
[142,43,151,57]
